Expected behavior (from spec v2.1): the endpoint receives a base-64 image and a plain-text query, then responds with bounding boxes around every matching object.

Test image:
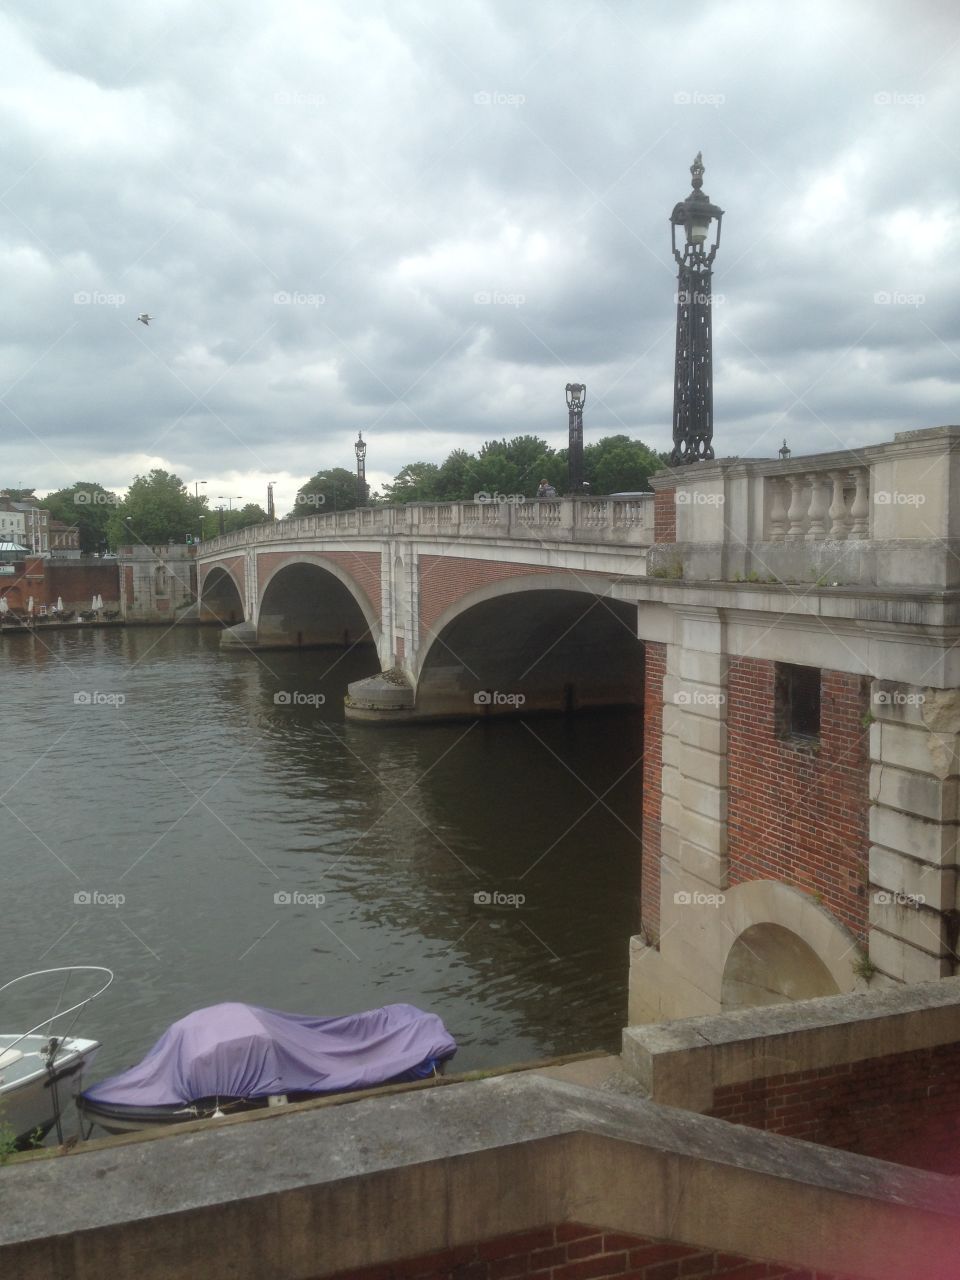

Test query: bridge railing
[200,495,655,554]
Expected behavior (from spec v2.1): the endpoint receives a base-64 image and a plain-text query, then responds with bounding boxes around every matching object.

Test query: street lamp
[669,152,724,466]
[355,432,367,507]
[565,384,586,494]
[778,439,791,460]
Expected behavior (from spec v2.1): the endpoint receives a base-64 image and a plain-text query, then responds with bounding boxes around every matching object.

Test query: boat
[78,1001,457,1135]
[0,967,112,1149]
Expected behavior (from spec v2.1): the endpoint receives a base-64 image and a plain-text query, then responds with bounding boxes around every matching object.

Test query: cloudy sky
[1,0,957,513]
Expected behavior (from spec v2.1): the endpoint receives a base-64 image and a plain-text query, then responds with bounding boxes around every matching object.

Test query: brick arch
[414,567,616,681]
[199,557,245,607]
[257,552,381,642]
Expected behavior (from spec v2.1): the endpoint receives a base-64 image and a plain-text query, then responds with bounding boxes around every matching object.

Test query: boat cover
[82,1002,457,1106]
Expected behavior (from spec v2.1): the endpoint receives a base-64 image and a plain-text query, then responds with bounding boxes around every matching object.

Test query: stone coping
[622,976,960,1110]
[4,1072,960,1279]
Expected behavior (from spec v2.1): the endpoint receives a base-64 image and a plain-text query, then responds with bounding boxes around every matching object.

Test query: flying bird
[137,314,154,326]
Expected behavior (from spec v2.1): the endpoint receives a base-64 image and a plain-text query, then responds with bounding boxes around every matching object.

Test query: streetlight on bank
[565,383,586,494]
[355,432,367,507]
[669,152,724,466]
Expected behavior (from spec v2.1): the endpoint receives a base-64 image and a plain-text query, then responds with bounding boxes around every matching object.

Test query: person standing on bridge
[537,479,557,499]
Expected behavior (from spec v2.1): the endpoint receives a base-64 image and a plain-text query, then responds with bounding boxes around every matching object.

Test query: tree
[108,469,202,546]
[381,462,441,504]
[583,436,662,495]
[217,503,268,535]
[287,467,359,517]
[43,482,120,554]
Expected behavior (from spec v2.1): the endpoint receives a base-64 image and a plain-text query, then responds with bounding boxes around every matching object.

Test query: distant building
[49,519,81,558]
[0,494,49,555]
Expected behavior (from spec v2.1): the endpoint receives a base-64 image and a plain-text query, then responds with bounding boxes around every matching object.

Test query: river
[0,626,642,1082]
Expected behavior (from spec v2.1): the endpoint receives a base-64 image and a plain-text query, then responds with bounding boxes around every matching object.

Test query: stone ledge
[622,976,960,1111]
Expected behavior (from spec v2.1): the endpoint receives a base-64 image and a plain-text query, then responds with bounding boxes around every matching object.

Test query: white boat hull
[0,1035,100,1148]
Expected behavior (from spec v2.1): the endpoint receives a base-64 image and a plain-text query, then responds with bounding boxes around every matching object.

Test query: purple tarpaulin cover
[83,1002,457,1106]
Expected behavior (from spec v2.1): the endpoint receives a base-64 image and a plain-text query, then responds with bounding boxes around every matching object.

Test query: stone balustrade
[202,494,655,554]
[648,425,960,589]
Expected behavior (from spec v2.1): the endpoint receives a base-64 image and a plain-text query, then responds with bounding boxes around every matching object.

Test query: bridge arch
[718,881,857,1010]
[257,555,380,650]
[413,572,643,719]
[199,564,245,625]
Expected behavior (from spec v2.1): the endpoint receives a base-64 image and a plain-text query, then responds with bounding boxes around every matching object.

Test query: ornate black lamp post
[355,431,367,506]
[669,153,723,466]
[566,383,586,493]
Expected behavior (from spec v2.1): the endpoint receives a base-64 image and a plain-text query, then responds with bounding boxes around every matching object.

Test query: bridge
[198,494,655,719]
[197,426,960,1034]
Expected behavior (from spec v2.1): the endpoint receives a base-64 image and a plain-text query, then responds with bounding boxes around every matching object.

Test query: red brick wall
[641,642,666,944]
[0,559,120,613]
[726,659,870,941]
[417,555,562,638]
[322,1222,837,1279]
[708,1041,960,1174]
[653,490,676,543]
[257,550,382,619]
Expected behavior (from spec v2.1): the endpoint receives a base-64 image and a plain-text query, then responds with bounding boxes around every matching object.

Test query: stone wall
[726,659,871,941]
[641,642,666,944]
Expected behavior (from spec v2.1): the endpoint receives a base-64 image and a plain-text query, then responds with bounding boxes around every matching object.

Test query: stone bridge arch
[199,562,245,625]
[256,555,381,651]
[718,881,858,1010]
[411,572,643,720]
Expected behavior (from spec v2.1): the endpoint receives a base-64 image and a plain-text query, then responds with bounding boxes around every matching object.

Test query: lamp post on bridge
[566,383,586,494]
[355,431,367,507]
[669,152,724,466]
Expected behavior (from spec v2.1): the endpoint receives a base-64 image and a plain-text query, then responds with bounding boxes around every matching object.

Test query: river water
[1,626,642,1082]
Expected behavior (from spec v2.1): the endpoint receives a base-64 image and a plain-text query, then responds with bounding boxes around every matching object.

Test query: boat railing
[0,966,114,1057]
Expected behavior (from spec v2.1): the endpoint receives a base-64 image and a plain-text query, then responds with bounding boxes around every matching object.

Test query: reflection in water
[0,627,642,1078]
